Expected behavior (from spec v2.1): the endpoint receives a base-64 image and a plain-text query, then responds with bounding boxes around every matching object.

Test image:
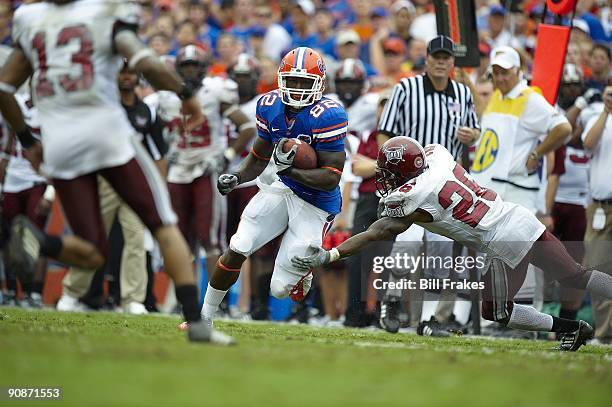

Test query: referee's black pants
[345,192,379,327]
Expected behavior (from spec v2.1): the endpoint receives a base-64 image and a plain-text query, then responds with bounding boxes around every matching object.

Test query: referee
[377,35,480,155]
[376,35,480,335]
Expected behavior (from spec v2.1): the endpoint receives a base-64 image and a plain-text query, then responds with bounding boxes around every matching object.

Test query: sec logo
[471,129,498,173]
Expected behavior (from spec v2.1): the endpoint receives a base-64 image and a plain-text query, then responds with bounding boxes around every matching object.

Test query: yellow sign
[472,129,499,173]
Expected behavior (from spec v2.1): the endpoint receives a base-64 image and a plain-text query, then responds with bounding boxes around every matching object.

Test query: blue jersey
[255,90,347,215]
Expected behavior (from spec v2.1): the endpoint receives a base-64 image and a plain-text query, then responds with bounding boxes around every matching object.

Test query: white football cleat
[123,302,149,315]
[56,294,90,312]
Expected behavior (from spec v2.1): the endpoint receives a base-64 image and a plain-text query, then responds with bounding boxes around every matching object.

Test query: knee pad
[270,279,289,299]
[229,234,254,257]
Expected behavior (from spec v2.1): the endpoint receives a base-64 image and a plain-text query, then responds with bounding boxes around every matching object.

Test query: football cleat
[7,215,44,285]
[187,319,236,345]
[559,320,594,352]
[379,298,401,334]
[178,315,213,331]
[417,316,450,337]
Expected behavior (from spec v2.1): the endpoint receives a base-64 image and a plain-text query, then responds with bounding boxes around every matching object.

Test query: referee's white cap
[490,46,520,70]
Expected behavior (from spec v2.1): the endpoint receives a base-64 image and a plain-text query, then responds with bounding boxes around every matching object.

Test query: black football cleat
[417,316,450,337]
[7,215,44,285]
[559,320,594,352]
[380,298,401,334]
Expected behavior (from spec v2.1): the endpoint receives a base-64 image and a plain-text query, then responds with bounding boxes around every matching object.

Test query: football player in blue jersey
[181,47,348,328]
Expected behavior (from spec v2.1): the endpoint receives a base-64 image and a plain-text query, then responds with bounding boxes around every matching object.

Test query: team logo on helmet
[384,145,407,164]
[414,156,424,168]
[317,59,326,74]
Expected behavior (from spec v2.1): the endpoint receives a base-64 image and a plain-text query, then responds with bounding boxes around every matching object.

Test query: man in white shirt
[582,84,612,344]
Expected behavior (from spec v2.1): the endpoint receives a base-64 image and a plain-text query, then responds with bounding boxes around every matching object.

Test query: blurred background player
[0,0,232,343]
[145,45,255,287]
[0,91,52,308]
[196,47,347,329]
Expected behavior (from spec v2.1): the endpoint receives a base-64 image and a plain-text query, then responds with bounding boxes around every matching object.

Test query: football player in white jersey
[293,137,612,351]
[144,45,255,276]
[331,58,379,134]
[0,93,52,308]
[0,0,232,344]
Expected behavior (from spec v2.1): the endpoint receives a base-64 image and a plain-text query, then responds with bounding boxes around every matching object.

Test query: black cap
[427,35,455,56]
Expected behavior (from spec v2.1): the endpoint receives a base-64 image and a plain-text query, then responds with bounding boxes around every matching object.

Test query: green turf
[0,308,610,407]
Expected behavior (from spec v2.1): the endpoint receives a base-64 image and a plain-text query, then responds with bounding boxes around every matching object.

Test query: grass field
[1,308,610,406]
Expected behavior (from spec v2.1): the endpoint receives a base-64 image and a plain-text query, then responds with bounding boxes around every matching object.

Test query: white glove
[217,173,240,195]
[273,138,298,174]
[291,244,339,271]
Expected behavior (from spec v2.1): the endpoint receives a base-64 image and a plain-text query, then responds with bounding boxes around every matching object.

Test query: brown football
[282,139,317,169]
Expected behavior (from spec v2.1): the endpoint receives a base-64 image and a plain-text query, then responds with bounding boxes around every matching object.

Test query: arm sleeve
[522,92,569,134]
[312,105,348,152]
[11,7,27,49]
[255,98,272,143]
[377,81,407,137]
[582,115,602,154]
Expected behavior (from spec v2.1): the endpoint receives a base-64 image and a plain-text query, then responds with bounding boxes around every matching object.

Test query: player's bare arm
[280,149,345,191]
[113,30,203,131]
[291,210,429,270]
[221,102,256,159]
[526,121,572,172]
[0,47,34,136]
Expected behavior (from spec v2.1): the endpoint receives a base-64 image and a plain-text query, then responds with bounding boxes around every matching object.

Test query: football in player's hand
[283,139,317,169]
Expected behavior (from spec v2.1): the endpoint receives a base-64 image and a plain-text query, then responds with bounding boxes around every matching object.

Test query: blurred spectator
[290,0,317,49]
[389,0,416,45]
[585,44,611,91]
[406,38,427,73]
[256,56,279,94]
[474,76,494,117]
[336,29,377,77]
[0,3,10,45]
[408,2,436,42]
[349,0,374,42]
[188,0,221,52]
[577,0,611,44]
[209,32,242,76]
[255,3,292,62]
[149,33,172,57]
[485,5,512,48]
[371,37,412,86]
[314,7,337,58]
[582,85,612,344]
[154,14,175,40]
[247,25,266,61]
[228,0,256,48]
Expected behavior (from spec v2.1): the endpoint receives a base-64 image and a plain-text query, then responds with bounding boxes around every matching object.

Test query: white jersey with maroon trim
[381,144,545,268]
[3,94,47,193]
[144,76,239,183]
[346,92,379,133]
[225,94,258,187]
[555,145,590,207]
[12,0,141,179]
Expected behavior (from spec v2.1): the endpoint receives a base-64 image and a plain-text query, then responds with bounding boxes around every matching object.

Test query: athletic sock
[41,235,63,258]
[175,284,201,323]
[558,308,578,321]
[420,291,439,321]
[202,283,228,319]
[586,270,612,299]
[507,303,554,331]
[551,316,580,333]
[452,299,471,325]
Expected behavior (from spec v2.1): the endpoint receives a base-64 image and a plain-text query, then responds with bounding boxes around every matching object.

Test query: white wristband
[43,185,55,201]
[0,81,17,94]
[224,147,237,162]
[329,248,340,263]
[574,96,587,110]
[128,48,156,71]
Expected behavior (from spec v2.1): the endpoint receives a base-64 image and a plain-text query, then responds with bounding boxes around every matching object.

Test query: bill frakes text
[373,278,485,291]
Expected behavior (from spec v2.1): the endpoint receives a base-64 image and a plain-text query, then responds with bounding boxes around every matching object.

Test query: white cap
[336,30,361,46]
[572,19,590,35]
[296,0,315,16]
[490,46,521,70]
[391,0,416,15]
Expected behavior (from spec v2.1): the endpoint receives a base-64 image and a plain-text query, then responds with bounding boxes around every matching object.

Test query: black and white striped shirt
[378,74,480,160]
